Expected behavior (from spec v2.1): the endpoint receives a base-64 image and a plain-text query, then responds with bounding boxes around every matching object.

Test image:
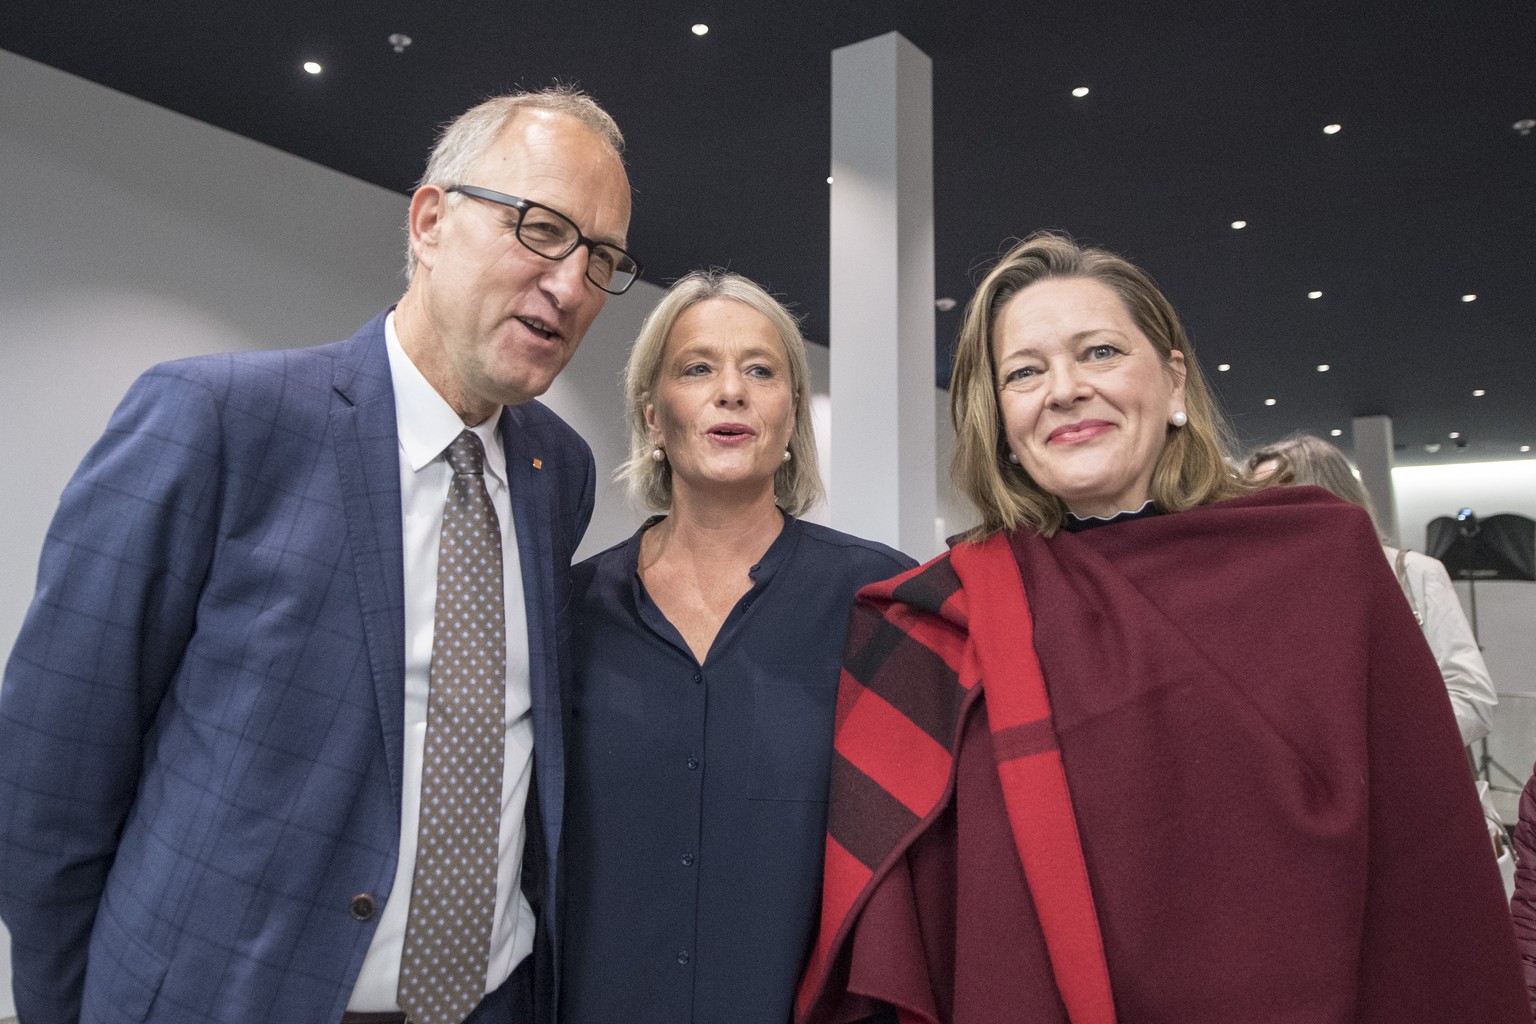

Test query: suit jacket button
[350,893,377,921]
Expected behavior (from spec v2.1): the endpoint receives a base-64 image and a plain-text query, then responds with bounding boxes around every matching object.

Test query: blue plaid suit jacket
[0,310,595,1023]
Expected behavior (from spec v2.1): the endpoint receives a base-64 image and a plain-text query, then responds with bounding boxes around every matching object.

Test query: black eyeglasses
[446,184,642,295]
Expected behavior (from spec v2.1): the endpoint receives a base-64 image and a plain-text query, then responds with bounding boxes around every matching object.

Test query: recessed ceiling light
[1072,86,1090,98]
[1515,119,1535,137]
[1462,294,1477,302]
[303,61,323,75]
[1330,428,1343,437]
[1307,290,1323,299]
[1316,364,1330,372]
[1473,389,1486,397]
[1230,220,1247,230]
[1264,398,1277,406]
[1425,443,1442,453]
[692,23,709,35]
[388,33,412,53]
[935,297,957,312]
[1522,445,1533,453]
[826,176,834,184]
[1217,363,1231,372]
[1449,432,1461,439]
[1323,123,1342,135]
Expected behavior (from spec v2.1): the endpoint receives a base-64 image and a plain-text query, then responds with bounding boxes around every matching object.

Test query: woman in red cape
[795,233,1526,1024]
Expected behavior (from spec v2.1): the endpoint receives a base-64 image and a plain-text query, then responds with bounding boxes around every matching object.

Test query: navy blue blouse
[561,514,914,1024]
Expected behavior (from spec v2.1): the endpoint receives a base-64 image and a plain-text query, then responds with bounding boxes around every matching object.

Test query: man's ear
[407,186,448,273]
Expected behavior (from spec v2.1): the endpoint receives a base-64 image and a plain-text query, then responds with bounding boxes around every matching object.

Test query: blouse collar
[1061,500,1163,533]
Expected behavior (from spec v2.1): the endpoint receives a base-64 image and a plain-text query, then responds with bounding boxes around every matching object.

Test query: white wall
[1393,461,1536,556]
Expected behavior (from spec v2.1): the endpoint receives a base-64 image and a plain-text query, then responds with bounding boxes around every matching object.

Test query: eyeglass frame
[444,183,642,295]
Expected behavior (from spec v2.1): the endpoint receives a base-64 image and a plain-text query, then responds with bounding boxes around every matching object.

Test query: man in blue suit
[0,85,638,1024]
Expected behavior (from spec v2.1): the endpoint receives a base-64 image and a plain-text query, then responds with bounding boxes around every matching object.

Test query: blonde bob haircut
[950,231,1249,537]
[618,269,825,516]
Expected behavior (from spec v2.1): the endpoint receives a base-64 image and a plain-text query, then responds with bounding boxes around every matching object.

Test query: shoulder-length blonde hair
[617,269,824,515]
[950,231,1249,537]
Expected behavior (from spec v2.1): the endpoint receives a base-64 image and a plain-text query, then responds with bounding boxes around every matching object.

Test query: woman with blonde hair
[1248,433,1497,747]
[562,270,912,1024]
[796,232,1524,1024]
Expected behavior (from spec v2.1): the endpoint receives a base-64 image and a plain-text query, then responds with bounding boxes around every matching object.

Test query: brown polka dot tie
[399,430,505,1024]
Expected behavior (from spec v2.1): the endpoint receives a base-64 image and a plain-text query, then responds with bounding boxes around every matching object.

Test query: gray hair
[618,270,824,516]
[404,85,624,277]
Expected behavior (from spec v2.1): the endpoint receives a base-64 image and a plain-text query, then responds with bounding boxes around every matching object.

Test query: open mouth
[517,316,560,342]
[708,424,755,440]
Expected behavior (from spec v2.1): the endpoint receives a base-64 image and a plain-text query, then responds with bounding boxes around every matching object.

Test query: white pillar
[827,32,937,559]
[1353,414,1398,545]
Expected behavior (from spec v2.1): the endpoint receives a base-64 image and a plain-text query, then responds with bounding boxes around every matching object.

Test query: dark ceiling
[7,0,1533,465]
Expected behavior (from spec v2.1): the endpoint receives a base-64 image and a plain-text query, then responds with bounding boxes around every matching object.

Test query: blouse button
[681,852,695,866]
[677,949,691,965]
[686,755,699,770]
[692,671,702,685]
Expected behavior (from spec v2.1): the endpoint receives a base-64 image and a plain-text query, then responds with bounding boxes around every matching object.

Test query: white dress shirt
[348,313,537,1009]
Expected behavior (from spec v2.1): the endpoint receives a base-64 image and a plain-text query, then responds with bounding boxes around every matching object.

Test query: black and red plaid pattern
[799,533,1114,1024]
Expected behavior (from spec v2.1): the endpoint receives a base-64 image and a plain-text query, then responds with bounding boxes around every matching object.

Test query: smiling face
[400,109,632,423]
[993,276,1187,518]
[644,298,796,509]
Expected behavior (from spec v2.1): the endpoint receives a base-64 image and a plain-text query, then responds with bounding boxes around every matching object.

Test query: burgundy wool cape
[1508,766,1536,1015]
[795,487,1526,1024]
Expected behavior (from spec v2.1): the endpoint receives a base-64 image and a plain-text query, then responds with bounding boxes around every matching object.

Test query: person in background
[1246,433,1497,747]
[1510,771,1536,1013]
[561,269,913,1024]
[0,86,637,1024]
[796,231,1526,1023]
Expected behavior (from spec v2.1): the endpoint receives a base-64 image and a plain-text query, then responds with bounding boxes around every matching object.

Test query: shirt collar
[385,310,507,486]
[632,509,799,586]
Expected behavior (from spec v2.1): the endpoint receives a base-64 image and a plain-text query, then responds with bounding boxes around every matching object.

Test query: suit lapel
[497,405,565,882]
[498,406,555,726]
[330,313,408,809]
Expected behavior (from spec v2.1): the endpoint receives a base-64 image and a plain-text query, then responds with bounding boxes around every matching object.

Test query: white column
[1353,414,1398,545]
[827,32,937,559]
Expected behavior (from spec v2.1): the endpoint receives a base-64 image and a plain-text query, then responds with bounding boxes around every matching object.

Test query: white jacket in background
[1385,545,1498,746]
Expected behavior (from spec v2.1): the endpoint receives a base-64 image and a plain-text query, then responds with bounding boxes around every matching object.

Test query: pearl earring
[782,448,792,463]
[1171,410,1189,427]
[650,446,665,462]
[1008,451,1020,465]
